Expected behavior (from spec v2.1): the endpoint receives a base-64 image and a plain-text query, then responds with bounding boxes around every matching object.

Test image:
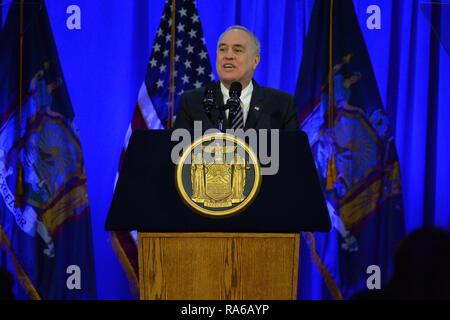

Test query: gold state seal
[175,133,261,218]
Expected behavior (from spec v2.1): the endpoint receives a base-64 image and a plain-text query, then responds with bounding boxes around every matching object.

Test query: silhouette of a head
[389,227,450,299]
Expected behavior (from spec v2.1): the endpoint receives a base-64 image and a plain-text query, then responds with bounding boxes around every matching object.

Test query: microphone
[225,82,242,115]
[202,82,217,118]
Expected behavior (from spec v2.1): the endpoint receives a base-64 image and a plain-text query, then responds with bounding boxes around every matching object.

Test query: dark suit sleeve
[281,94,300,130]
[173,92,193,129]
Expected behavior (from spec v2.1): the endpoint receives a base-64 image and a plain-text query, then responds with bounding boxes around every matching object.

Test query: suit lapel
[244,79,265,130]
[215,80,225,108]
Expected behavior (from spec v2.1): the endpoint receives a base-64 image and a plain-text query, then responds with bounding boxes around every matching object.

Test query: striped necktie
[230,101,244,129]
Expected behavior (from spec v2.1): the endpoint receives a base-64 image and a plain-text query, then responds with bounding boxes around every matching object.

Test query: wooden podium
[106,130,331,300]
[138,232,299,300]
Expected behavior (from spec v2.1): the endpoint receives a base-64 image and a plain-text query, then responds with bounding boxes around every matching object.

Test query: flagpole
[14,0,25,207]
[326,0,338,190]
[168,0,176,129]
[328,0,333,137]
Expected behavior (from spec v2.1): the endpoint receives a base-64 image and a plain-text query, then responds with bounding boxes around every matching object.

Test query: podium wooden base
[138,232,299,300]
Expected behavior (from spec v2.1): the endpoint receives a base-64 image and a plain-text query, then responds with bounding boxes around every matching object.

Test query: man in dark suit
[173,25,299,130]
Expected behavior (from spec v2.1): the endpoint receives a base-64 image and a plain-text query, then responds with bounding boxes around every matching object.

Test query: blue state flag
[0,0,96,299]
[295,0,405,299]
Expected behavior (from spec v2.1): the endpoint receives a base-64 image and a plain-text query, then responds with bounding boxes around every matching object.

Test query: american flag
[146,0,214,129]
[110,0,213,297]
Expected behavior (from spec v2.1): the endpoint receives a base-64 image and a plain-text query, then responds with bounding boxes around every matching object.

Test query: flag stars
[184,59,192,69]
[177,23,185,33]
[196,65,205,75]
[198,50,207,59]
[186,44,194,54]
[149,58,157,67]
[149,4,212,105]
[188,29,197,38]
[191,14,199,23]
[178,8,187,17]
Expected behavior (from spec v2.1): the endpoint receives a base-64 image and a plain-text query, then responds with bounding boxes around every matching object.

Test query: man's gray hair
[217,25,261,55]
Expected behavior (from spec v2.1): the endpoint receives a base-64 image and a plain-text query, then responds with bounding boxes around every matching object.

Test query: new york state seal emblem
[175,133,261,218]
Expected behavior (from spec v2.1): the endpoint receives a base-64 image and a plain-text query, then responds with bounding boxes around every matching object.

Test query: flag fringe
[302,231,343,300]
[108,231,139,298]
[0,224,41,300]
[331,154,338,183]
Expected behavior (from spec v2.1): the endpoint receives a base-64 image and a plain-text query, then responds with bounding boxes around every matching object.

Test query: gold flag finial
[326,159,334,190]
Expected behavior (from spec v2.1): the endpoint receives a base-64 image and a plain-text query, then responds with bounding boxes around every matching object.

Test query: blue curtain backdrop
[1,0,448,299]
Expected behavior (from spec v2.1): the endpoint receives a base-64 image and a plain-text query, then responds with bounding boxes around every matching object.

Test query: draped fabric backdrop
[1,0,448,299]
